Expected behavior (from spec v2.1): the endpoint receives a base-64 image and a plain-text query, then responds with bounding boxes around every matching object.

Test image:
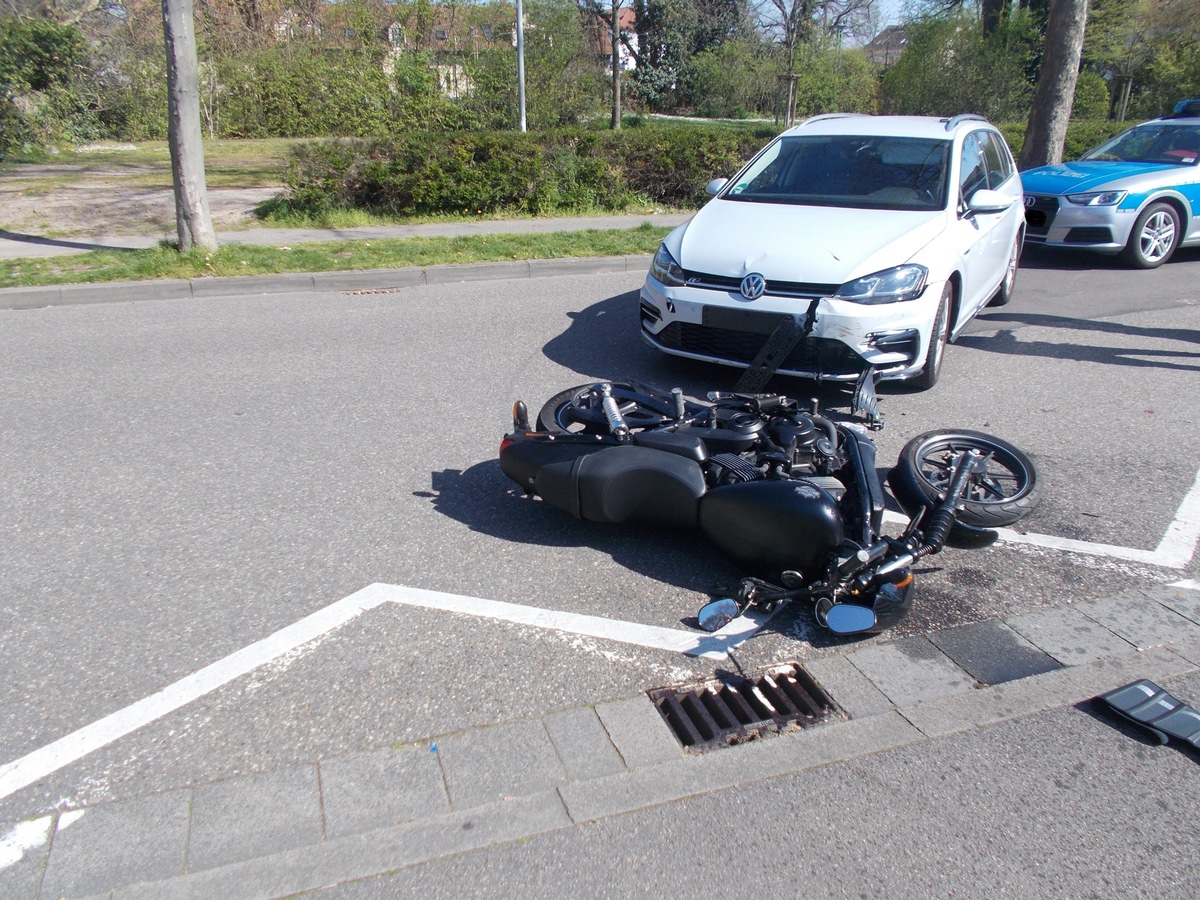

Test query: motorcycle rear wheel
[536,382,690,434]
[887,429,1041,529]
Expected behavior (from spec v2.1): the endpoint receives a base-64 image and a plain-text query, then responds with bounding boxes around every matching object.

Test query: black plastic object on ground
[1096,679,1200,752]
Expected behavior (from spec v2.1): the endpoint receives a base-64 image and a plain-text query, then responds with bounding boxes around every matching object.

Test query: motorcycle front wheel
[536,382,700,434]
[887,430,1041,529]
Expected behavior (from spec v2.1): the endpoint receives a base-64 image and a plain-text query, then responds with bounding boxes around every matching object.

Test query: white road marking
[0,584,767,802]
[0,816,52,871]
[3,471,1197,804]
[0,588,390,803]
[882,464,1200,569]
[373,582,771,661]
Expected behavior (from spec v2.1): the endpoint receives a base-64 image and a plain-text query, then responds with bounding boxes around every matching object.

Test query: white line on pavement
[882,464,1200,569]
[0,587,391,803]
[0,584,767,802]
[372,582,770,661]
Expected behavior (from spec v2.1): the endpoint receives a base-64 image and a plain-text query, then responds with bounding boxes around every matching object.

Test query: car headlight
[649,243,685,287]
[1064,190,1127,206]
[834,265,928,305]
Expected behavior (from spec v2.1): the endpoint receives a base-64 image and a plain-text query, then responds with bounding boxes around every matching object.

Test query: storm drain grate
[647,662,840,753]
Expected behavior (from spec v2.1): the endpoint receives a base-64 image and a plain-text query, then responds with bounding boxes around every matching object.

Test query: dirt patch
[0,177,280,238]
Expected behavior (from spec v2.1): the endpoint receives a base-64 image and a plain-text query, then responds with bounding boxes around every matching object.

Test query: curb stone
[3,587,1197,898]
[0,256,653,311]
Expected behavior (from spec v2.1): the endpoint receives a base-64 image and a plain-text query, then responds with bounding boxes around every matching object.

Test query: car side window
[959,133,988,205]
[979,131,1014,188]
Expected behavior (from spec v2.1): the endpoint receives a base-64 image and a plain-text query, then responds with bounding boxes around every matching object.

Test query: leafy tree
[463,0,605,128]
[880,12,1035,121]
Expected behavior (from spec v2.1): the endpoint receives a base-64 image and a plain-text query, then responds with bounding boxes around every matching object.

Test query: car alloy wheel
[1123,201,1180,269]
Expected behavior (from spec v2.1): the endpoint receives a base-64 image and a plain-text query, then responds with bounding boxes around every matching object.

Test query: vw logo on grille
[1024,195,1037,208]
[740,273,766,300]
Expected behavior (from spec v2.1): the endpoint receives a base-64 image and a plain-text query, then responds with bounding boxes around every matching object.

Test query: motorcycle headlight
[649,243,685,287]
[1064,190,1127,206]
[834,265,928,305]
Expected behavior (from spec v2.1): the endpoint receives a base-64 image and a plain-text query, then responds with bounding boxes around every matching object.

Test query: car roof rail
[797,113,868,127]
[944,114,988,131]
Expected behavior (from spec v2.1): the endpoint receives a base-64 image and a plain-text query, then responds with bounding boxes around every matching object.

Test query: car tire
[908,281,952,391]
[987,232,1021,307]
[1120,201,1181,269]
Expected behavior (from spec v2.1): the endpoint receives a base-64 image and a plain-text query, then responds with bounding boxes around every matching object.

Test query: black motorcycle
[499,380,1040,636]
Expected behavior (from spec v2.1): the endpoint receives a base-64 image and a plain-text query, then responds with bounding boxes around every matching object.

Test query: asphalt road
[1,245,1198,840]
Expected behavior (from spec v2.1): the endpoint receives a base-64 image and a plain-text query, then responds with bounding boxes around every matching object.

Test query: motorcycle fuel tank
[698,479,843,577]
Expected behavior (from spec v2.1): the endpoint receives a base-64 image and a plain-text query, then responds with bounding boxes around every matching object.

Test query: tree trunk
[981,0,1008,37]
[1018,0,1089,169]
[162,0,217,252]
[610,0,621,129]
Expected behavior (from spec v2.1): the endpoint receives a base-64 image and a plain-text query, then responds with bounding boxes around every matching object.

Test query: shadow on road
[420,459,744,597]
[959,322,1200,373]
[1019,244,1200,271]
[0,228,140,254]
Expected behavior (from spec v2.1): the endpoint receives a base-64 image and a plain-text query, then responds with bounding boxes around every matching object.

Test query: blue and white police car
[1021,104,1200,268]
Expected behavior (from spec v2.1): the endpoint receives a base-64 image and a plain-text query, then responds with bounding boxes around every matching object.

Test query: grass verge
[0,224,671,289]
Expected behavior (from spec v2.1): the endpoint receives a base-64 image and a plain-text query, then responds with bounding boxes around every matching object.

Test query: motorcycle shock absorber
[861,449,990,588]
[598,383,630,440]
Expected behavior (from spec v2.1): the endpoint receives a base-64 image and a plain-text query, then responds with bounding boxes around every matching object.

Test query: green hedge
[280,124,780,216]
[998,119,1129,165]
[281,118,1141,219]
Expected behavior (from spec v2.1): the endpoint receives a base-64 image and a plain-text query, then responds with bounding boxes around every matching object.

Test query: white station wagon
[640,114,1025,390]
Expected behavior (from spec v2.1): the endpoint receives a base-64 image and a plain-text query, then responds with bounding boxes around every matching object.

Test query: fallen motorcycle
[499,380,1040,636]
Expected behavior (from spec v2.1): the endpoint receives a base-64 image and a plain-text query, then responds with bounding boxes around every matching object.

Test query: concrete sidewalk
[0,213,691,261]
[3,581,1198,899]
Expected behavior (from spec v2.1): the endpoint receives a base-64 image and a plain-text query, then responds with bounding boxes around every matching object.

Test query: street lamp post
[516,0,527,131]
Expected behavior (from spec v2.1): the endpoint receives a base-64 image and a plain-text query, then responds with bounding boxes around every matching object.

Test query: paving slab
[1075,592,1200,650]
[40,790,191,899]
[318,745,449,840]
[1006,605,1136,665]
[804,655,894,719]
[594,696,681,768]
[435,719,566,809]
[111,792,571,900]
[899,646,1197,739]
[560,711,921,824]
[542,707,627,782]
[929,620,1063,685]
[844,635,976,706]
[1150,584,1200,625]
[188,766,322,872]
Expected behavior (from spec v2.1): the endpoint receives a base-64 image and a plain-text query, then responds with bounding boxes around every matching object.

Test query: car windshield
[1083,123,1200,165]
[723,135,951,211]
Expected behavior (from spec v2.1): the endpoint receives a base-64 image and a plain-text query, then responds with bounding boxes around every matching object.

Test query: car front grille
[1024,195,1059,235]
[655,321,866,376]
[681,270,838,300]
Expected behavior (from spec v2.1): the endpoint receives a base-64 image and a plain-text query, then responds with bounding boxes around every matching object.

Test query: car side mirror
[966,189,1015,215]
[705,178,729,197]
